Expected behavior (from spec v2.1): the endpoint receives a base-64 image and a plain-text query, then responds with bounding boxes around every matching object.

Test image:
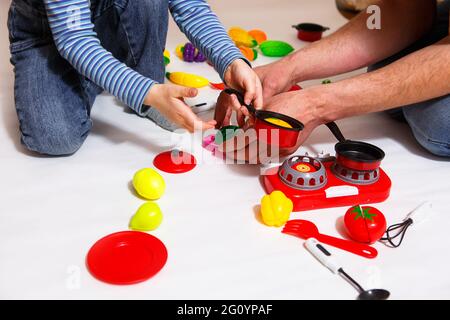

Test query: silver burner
[278,156,327,190]
[332,163,379,185]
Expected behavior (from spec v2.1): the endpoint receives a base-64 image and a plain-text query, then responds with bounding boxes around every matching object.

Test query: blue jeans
[369,0,450,157]
[8,0,173,156]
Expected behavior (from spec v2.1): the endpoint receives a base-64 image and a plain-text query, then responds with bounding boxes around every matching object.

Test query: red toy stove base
[263,159,391,212]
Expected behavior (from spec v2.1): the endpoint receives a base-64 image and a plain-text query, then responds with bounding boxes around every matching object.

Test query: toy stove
[262,153,391,211]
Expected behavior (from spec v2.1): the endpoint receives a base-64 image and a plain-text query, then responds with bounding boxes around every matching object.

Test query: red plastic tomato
[344,205,387,244]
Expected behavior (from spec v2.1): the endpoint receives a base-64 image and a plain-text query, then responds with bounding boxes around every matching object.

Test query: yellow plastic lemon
[132,168,166,200]
[129,202,163,231]
[264,117,293,128]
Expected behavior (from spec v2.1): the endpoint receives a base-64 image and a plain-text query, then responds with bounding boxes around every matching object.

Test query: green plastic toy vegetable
[259,40,294,57]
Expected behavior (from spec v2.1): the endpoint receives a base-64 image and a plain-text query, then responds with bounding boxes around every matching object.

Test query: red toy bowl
[292,23,329,42]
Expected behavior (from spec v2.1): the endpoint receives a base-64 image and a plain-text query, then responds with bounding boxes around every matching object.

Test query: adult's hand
[253,59,296,100]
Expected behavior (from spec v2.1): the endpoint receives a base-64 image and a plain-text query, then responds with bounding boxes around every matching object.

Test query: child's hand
[224,59,263,108]
[144,84,216,132]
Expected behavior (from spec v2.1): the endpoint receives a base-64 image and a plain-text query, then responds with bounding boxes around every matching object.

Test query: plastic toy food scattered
[264,117,293,128]
[260,190,293,227]
[210,82,226,90]
[175,44,184,59]
[215,125,240,145]
[130,202,163,231]
[175,43,206,62]
[344,205,387,244]
[248,29,267,44]
[166,72,209,88]
[228,27,257,48]
[259,40,294,57]
[239,46,258,61]
[163,49,170,66]
[133,168,166,200]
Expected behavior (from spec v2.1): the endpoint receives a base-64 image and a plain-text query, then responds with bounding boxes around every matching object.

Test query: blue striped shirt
[43,0,245,112]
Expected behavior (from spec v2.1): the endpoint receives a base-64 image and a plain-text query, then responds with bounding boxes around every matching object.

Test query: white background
[0,0,449,299]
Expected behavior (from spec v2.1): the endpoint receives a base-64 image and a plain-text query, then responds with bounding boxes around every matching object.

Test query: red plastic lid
[153,150,197,174]
[86,231,168,285]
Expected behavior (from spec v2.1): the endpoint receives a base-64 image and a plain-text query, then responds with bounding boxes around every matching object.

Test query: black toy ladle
[339,269,390,300]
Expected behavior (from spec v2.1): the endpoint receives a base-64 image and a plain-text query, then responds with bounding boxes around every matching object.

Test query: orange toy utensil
[282,219,378,259]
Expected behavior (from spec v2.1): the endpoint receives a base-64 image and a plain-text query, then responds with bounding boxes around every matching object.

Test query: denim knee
[403,96,450,157]
[21,119,91,156]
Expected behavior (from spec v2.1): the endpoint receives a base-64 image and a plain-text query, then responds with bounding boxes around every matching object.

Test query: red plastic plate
[86,231,168,285]
[153,150,196,174]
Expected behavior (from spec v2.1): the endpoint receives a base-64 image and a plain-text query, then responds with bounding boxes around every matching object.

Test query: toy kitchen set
[262,122,391,211]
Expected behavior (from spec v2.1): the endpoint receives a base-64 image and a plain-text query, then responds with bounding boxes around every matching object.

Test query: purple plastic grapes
[183,43,195,62]
[194,51,206,62]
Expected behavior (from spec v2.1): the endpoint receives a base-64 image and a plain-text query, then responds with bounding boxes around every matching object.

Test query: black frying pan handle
[224,88,256,114]
[325,122,346,143]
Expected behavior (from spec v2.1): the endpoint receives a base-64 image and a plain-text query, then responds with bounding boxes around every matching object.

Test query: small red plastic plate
[153,150,197,174]
[86,231,168,285]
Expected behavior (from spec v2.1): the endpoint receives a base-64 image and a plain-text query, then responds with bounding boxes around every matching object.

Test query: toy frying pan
[292,23,329,42]
[224,89,304,148]
[325,122,385,171]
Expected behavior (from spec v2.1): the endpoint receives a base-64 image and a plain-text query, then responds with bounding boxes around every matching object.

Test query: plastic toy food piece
[215,125,240,145]
[259,40,294,57]
[239,46,258,61]
[292,23,329,42]
[130,202,163,231]
[175,44,184,59]
[153,150,197,174]
[163,49,170,66]
[344,205,387,244]
[322,79,332,84]
[228,27,257,48]
[260,190,293,227]
[86,231,168,285]
[175,43,207,62]
[289,84,302,91]
[248,29,267,44]
[166,72,209,88]
[210,82,226,90]
[132,168,166,200]
[264,117,293,128]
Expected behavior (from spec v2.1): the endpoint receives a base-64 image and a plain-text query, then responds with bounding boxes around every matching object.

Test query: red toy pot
[326,122,385,171]
[292,23,329,42]
[224,89,304,148]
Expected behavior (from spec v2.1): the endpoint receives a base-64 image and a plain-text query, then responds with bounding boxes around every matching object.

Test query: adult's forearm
[287,0,436,82]
[315,36,450,122]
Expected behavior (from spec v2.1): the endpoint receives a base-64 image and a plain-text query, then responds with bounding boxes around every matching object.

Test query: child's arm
[43,0,214,131]
[169,0,263,107]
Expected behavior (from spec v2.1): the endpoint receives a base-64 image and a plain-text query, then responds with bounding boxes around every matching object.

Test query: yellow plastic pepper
[228,27,257,48]
[166,72,209,88]
[260,191,293,227]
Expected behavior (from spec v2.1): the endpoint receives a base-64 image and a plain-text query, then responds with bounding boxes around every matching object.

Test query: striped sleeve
[43,0,154,113]
[169,0,249,80]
